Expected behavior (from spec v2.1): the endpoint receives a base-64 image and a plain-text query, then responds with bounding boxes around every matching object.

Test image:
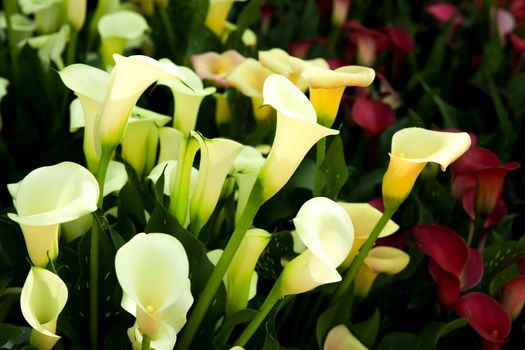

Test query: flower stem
[95,148,113,208]
[89,220,101,350]
[158,5,177,60]
[66,26,78,66]
[331,207,396,303]
[2,0,19,79]
[234,277,283,347]
[176,184,263,350]
[313,138,327,197]
[141,334,151,350]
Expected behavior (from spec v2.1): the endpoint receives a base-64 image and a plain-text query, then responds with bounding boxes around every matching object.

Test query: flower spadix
[258,74,339,202]
[20,267,68,350]
[382,128,471,210]
[115,233,192,339]
[8,162,99,266]
[280,197,354,295]
[158,63,216,135]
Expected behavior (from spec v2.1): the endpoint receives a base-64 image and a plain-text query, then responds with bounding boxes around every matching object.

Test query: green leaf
[0,323,22,345]
[489,263,520,296]
[417,76,458,129]
[378,332,418,350]
[482,241,525,289]
[352,309,380,348]
[415,318,467,349]
[316,294,353,348]
[320,135,349,199]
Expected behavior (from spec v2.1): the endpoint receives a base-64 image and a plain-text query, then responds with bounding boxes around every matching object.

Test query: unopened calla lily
[20,267,68,350]
[382,128,471,210]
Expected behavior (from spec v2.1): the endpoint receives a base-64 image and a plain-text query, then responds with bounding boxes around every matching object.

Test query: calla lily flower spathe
[8,162,99,266]
[280,197,354,295]
[115,233,193,345]
[257,74,339,202]
[382,128,471,210]
[20,267,68,350]
[324,324,368,350]
[205,0,246,37]
[191,50,245,87]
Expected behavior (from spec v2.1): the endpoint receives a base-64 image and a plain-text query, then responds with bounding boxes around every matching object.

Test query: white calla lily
[7,162,99,266]
[20,267,68,350]
[115,233,192,338]
[158,127,184,163]
[158,63,216,135]
[189,131,243,234]
[324,324,368,350]
[280,197,354,295]
[21,24,70,69]
[97,10,149,67]
[258,74,339,202]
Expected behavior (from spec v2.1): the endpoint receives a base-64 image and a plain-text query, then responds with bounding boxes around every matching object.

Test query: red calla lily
[455,292,511,350]
[426,3,464,28]
[351,97,395,135]
[501,275,525,320]
[383,25,414,55]
[412,225,484,310]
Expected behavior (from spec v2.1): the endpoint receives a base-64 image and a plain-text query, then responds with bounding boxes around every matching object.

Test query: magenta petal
[426,3,463,26]
[351,97,396,134]
[429,260,461,310]
[510,33,525,53]
[384,25,414,55]
[460,248,484,290]
[455,292,511,347]
[501,275,525,320]
[412,225,469,277]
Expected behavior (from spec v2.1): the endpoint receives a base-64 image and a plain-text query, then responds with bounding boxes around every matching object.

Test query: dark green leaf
[352,308,380,348]
[320,135,349,199]
[0,323,22,345]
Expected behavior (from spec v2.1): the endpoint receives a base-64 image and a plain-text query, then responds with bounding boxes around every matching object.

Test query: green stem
[468,214,486,249]
[176,184,263,350]
[95,149,113,208]
[234,277,283,347]
[158,5,178,60]
[66,26,78,66]
[89,220,101,350]
[169,136,198,225]
[331,208,396,303]
[313,138,327,197]
[2,0,19,79]
[141,334,151,350]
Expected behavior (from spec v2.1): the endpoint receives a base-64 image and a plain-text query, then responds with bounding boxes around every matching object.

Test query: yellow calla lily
[354,246,410,298]
[337,203,399,268]
[20,267,68,350]
[382,128,471,210]
[205,0,246,37]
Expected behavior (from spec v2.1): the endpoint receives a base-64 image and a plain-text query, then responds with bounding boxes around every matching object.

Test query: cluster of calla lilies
[4,44,478,349]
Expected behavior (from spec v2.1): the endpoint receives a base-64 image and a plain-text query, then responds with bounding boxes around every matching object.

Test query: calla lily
[354,246,410,298]
[127,321,177,350]
[0,13,35,44]
[221,21,257,47]
[290,57,375,128]
[382,128,471,210]
[7,162,99,266]
[227,58,274,123]
[19,0,61,34]
[20,267,68,350]
[331,0,351,27]
[336,202,399,268]
[189,131,243,234]
[351,96,395,135]
[412,225,484,310]
[455,292,511,350]
[452,146,519,221]
[115,233,193,339]
[426,3,463,37]
[60,64,109,171]
[324,324,368,350]
[64,0,87,31]
[500,275,525,320]
[0,77,8,131]
[258,48,314,91]
[121,107,171,177]
[344,21,390,67]
[257,74,339,202]
[214,92,232,126]
[20,24,70,69]
[97,10,149,67]
[226,228,271,315]
[280,197,354,295]
[158,63,216,134]
[158,126,184,163]
[191,50,245,88]
[205,0,246,37]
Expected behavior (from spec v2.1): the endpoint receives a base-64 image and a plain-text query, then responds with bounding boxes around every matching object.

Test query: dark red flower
[500,275,525,320]
[509,33,525,53]
[412,225,484,310]
[426,3,464,27]
[344,20,390,66]
[455,292,511,350]
[383,25,414,55]
[287,38,326,59]
[351,97,395,135]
